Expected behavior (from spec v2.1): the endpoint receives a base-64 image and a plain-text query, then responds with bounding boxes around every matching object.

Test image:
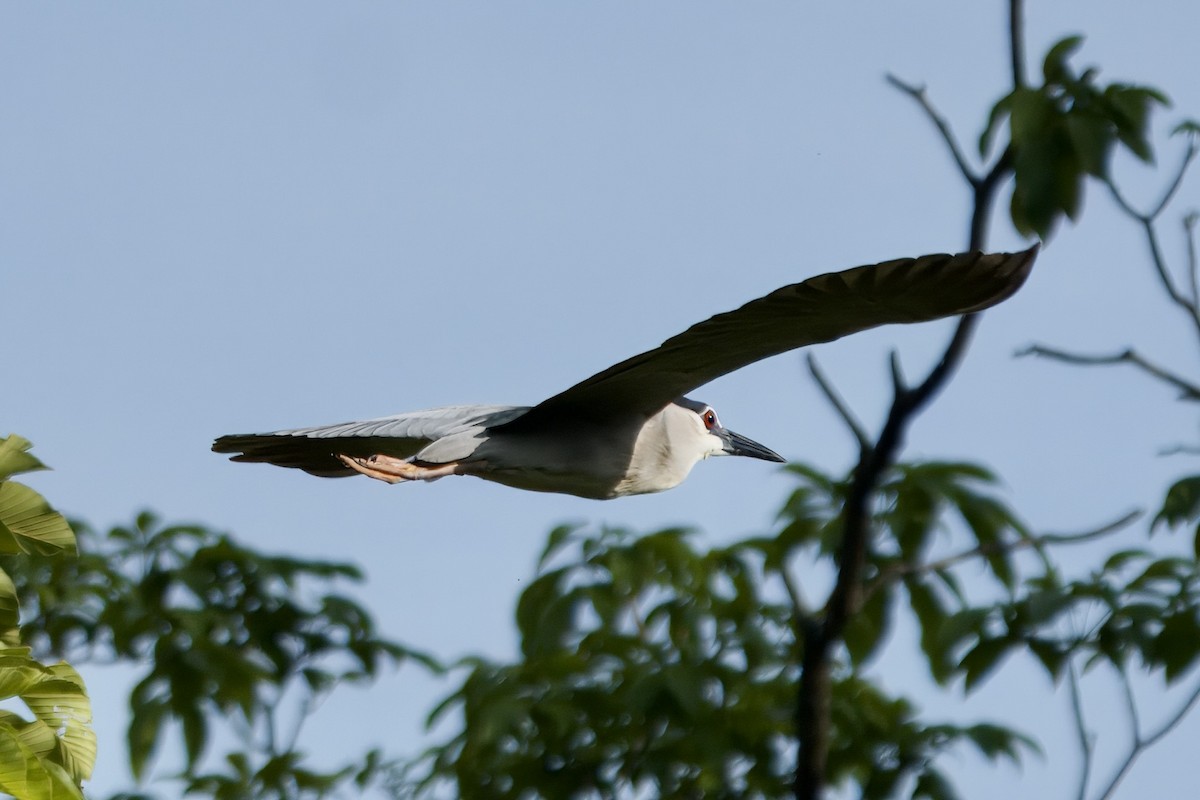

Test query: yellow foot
[337,454,460,484]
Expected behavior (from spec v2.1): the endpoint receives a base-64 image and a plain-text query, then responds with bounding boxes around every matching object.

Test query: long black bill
[718,429,785,463]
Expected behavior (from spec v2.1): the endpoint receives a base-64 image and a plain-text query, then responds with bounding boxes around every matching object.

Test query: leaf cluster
[981,36,1170,237]
[0,435,95,800]
[408,461,1045,800]
[0,508,438,799]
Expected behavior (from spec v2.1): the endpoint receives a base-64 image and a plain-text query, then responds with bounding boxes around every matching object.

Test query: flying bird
[214,248,1036,499]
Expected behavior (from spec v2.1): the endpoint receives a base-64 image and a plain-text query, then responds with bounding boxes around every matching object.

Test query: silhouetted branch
[1069,665,1094,800]
[1104,139,1200,337]
[1016,343,1200,401]
[886,74,981,186]
[806,354,869,453]
[1094,673,1200,800]
[780,563,813,621]
[1009,0,1027,89]
[1160,443,1200,457]
[1186,212,1199,312]
[793,3,1024,798]
[863,510,1140,602]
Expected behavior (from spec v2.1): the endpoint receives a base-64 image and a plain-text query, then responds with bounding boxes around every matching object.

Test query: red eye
[703,410,718,430]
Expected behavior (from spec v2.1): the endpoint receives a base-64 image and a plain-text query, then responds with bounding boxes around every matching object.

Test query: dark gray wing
[501,247,1037,430]
[212,405,528,477]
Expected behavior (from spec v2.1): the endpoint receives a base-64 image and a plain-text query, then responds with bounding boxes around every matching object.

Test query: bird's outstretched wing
[502,247,1037,429]
[212,405,527,476]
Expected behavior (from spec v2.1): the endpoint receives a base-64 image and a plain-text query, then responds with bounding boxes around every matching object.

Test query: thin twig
[1016,343,1200,401]
[806,354,870,453]
[780,563,812,621]
[1068,664,1093,800]
[1095,677,1200,800]
[1186,211,1199,311]
[1009,0,1027,88]
[1118,665,1142,749]
[862,510,1140,602]
[1149,138,1198,221]
[886,74,981,186]
[1104,153,1200,338]
[1159,443,1200,457]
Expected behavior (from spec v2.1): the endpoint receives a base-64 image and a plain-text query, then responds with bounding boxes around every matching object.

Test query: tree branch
[1186,211,1199,311]
[1016,343,1200,401]
[1104,141,1200,339]
[806,354,870,453]
[781,561,813,621]
[1068,664,1093,800]
[1149,137,1198,222]
[1094,676,1200,800]
[1009,0,1027,88]
[886,74,981,186]
[792,3,1023,797]
[861,510,1140,603]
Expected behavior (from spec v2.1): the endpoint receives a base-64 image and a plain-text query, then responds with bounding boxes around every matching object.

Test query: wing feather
[212,405,527,477]
[503,247,1036,428]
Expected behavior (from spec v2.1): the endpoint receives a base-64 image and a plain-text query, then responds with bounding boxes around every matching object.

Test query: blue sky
[4,2,1199,797]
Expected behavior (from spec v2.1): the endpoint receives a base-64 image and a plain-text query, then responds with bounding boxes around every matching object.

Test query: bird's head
[673,397,785,464]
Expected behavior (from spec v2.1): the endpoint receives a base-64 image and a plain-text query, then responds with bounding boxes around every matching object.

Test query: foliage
[980,35,1170,238]
[407,462,1056,800]
[0,511,440,799]
[0,435,95,800]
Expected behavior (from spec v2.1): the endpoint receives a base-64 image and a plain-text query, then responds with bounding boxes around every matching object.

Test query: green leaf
[1172,119,1200,138]
[0,436,47,482]
[965,723,1038,762]
[127,695,166,782]
[1027,638,1068,681]
[1104,84,1169,162]
[536,524,582,572]
[1155,612,1200,683]
[1153,476,1200,532]
[21,664,96,783]
[515,569,569,658]
[1042,35,1085,84]
[844,582,892,666]
[912,768,958,800]
[1065,111,1114,177]
[0,656,46,700]
[0,722,84,800]
[0,568,20,645]
[1007,88,1055,145]
[960,638,1013,692]
[0,482,76,556]
[907,579,953,683]
[978,93,1013,158]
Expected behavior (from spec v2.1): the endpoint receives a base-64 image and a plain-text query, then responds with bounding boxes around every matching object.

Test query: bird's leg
[337,454,462,484]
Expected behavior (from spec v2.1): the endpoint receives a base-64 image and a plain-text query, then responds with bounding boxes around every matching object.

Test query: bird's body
[214,248,1037,499]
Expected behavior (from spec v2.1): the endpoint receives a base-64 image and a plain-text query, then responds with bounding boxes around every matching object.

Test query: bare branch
[1104,143,1200,338]
[1095,677,1200,800]
[863,510,1140,601]
[1016,343,1200,401]
[806,354,870,453]
[1069,665,1093,800]
[1149,138,1198,221]
[780,562,812,621]
[1009,0,1027,88]
[1186,211,1199,309]
[886,73,981,186]
[794,3,1022,796]
[1118,665,1142,748]
[1159,443,1200,457]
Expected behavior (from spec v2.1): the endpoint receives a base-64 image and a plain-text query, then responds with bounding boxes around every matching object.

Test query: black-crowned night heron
[214,248,1036,499]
